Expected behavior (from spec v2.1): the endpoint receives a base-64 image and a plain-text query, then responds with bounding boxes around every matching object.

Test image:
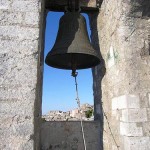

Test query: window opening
[42,12,94,121]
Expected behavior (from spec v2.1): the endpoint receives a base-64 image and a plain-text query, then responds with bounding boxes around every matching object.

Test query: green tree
[85,109,93,118]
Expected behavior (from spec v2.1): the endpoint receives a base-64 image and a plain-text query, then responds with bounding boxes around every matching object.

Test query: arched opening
[42,12,94,121]
[40,1,104,148]
[40,10,102,150]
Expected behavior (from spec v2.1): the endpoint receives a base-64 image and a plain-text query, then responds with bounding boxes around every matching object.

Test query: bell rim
[45,53,100,70]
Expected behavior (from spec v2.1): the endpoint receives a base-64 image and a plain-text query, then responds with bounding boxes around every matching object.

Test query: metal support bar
[45,0,103,13]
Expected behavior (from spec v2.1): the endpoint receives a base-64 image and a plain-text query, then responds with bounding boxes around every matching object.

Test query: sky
[42,12,93,114]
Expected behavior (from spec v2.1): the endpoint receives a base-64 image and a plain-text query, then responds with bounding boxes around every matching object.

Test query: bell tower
[0,0,150,150]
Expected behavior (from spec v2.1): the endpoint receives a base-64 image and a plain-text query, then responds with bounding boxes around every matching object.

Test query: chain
[72,71,87,150]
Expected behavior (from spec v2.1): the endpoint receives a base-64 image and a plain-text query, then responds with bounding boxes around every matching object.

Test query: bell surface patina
[45,12,100,70]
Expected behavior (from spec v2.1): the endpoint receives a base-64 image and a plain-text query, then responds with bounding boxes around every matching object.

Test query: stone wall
[91,0,150,149]
[0,0,45,149]
[41,121,101,150]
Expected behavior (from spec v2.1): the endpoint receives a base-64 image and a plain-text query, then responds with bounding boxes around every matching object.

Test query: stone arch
[40,1,104,149]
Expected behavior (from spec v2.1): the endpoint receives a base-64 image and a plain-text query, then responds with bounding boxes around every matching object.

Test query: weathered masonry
[0,0,150,150]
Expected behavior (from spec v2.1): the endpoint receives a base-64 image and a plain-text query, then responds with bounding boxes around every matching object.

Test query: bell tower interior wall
[91,0,150,149]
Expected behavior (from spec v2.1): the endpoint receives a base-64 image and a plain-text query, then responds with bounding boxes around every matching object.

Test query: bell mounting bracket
[45,0,103,13]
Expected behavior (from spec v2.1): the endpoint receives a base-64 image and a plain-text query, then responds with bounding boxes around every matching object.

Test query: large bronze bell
[45,12,100,71]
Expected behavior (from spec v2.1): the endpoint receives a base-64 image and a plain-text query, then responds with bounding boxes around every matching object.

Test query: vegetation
[41,117,46,122]
[85,109,93,118]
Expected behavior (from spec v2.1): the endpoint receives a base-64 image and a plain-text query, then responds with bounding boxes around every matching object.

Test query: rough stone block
[121,108,148,122]
[112,95,127,110]
[0,11,24,25]
[120,122,143,136]
[143,122,150,136]
[24,12,40,26]
[12,0,40,12]
[121,109,128,122]
[20,141,34,150]
[112,95,140,110]
[124,136,150,150]
[0,39,38,54]
[0,136,34,150]
[0,26,39,41]
[139,93,149,108]
[0,101,34,116]
[0,0,11,10]
[112,109,121,120]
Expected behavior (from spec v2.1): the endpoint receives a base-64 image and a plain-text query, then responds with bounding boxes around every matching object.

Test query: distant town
[42,103,94,121]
